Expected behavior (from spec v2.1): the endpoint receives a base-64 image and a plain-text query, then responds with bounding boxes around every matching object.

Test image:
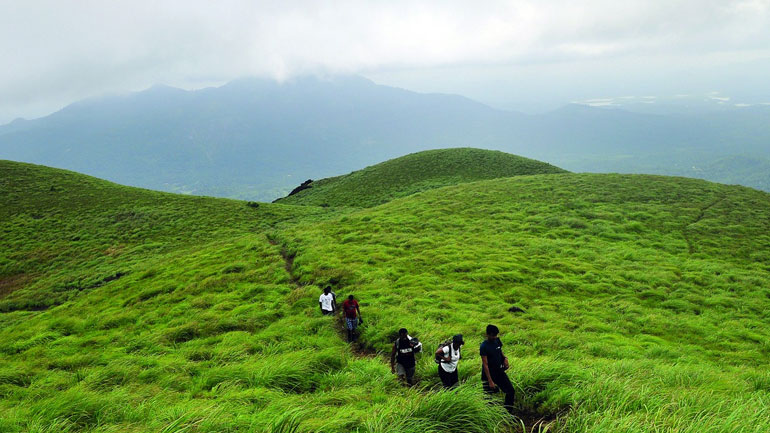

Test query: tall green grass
[2,160,770,432]
[0,160,516,432]
[283,173,770,432]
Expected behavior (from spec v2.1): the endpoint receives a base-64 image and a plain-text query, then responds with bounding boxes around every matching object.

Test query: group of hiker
[319,286,516,414]
[319,286,361,342]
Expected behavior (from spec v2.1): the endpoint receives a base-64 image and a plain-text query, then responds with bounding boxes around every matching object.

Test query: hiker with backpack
[480,324,515,414]
[390,328,419,386]
[318,286,336,315]
[342,294,361,342]
[435,334,464,388]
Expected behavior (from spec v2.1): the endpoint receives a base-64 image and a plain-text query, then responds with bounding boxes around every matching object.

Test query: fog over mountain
[3,1,770,123]
[1,76,768,200]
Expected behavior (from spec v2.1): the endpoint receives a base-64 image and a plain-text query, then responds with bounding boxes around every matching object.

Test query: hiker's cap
[452,334,464,345]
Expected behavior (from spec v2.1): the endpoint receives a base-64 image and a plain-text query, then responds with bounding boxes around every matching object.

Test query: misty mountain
[1,76,768,200]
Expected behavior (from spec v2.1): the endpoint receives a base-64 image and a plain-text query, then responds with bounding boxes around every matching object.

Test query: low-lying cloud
[1,0,769,122]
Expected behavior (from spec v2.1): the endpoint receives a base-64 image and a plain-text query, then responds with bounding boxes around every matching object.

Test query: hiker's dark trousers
[438,366,458,388]
[482,368,515,412]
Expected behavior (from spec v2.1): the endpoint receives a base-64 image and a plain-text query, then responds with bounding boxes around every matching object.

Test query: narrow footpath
[267,234,566,433]
[268,234,376,357]
[682,194,725,254]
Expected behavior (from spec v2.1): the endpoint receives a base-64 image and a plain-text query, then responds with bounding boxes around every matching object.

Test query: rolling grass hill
[279,173,770,432]
[0,160,508,433]
[274,148,567,208]
[0,160,335,312]
[2,156,770,433]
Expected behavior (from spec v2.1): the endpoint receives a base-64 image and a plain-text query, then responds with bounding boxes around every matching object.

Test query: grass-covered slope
[281,173,770,432]
[0,160,332,312]
[0,160,510,433]
[2,159,770,433]
[274,148,567,207]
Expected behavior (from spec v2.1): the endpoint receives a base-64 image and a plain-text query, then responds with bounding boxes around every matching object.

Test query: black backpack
[434,339,453,364]
[410,337,422,353]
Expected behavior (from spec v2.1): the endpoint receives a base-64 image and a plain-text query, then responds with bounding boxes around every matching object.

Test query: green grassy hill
[274,148,567,207]
[2,158,770,433]
[280,173,770,431]
[0,160,506,433]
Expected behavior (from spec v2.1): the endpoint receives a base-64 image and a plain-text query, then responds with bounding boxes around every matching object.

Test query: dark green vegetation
[275,148,566,207]
[2,151,770,432]
[2,76,769,201]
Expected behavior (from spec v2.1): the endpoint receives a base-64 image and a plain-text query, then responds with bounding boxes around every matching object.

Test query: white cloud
[580,98,617,106]
[1,0,769,121]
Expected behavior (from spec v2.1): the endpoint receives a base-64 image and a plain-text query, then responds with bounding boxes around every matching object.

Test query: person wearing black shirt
[390,328,417,385]
[480,324,515,414]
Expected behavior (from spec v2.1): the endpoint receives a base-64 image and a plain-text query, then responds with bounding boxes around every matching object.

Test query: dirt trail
[682,195,725,254]
[0,273,31,298]
[333,313,379,357]
[513,409,565,433]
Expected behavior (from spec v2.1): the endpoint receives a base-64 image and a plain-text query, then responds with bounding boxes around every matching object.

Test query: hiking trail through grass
[268,234,378,358]
[6,161,770,432]
[266,234,567,432]
[682,193,726,254]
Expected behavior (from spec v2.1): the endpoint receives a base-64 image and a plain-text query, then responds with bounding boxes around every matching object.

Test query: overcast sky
[1,0,769,123]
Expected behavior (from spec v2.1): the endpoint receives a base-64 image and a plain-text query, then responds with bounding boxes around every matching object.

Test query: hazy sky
[1,0,769,123]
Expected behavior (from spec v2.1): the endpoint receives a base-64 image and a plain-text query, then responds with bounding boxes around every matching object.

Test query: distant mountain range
[1,75,768,200]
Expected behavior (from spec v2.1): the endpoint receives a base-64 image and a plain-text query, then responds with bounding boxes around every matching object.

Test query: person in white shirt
[318,286,336,315]
[436,334,464,388]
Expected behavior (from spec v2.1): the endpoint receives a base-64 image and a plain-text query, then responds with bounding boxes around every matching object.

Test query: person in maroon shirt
[342,295,361,342]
